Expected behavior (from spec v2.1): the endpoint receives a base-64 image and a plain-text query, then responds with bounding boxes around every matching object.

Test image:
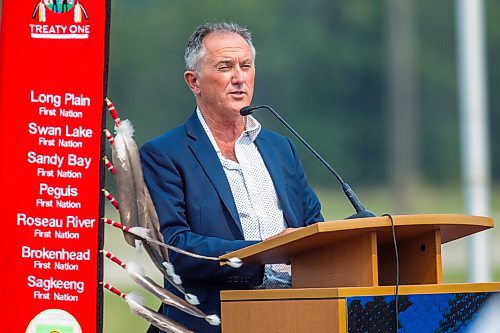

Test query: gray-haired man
[141,22,323,332]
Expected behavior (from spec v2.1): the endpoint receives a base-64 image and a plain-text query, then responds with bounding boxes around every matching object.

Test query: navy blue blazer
[140,111,323,332]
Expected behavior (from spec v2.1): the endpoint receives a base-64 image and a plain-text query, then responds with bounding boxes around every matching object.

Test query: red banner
[0,0,109,331]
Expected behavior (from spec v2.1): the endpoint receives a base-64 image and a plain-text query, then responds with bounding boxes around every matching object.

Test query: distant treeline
[104,0,499,186]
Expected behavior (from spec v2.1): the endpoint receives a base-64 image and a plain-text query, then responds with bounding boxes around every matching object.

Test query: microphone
[240,105,375,219]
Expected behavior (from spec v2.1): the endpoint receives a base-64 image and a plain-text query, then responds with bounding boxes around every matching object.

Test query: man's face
[185,32,255,120]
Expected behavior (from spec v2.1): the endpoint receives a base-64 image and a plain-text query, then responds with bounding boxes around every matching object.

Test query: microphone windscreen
[240,106,253,116]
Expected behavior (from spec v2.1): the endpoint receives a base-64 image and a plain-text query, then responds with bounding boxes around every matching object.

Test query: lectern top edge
[220,214,493,262]
[315,214,493,232]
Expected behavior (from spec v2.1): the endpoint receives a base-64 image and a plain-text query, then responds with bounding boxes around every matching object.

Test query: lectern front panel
[378,230,442,285]
[291,232,378,288]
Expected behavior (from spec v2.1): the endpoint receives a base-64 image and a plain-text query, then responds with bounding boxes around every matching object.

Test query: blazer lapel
[255,134,297,227]
[184,112,244,236]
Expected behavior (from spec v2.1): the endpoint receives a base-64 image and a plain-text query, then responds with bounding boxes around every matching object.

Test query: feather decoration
[103,98,241,306]
[105,220,195,304]
[123,263,219,326]
[130,226,243,268]
[74,2,82,23]
[101,250,220,325]
[32,2,40,19]
[106,99,201,300]
[106,99,165,253]
[105,99,173,289]
[103,218,242,268]
[38,1,46,23]
[126,293,193,333]
[101,282,192,333]
[140,237,196,303]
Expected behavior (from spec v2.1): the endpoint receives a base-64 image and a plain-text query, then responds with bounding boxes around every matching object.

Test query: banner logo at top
[30,0,90,40]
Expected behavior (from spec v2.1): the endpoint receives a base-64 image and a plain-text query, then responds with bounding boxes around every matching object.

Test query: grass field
[102,185,500,332]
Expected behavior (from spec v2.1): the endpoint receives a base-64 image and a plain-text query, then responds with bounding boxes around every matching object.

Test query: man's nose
[231,66,244,84]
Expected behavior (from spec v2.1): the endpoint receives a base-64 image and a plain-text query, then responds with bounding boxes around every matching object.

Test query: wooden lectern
[220,214,499,332]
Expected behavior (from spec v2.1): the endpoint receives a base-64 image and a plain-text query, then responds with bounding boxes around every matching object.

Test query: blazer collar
[185,111,297,232]
[185,111,244,236]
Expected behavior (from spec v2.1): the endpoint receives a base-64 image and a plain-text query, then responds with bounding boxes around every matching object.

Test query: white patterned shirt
[197,108,291,289]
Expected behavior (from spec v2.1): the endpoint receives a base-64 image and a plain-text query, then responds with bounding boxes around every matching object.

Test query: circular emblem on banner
[43,0,75,14]
[26,309,82,333]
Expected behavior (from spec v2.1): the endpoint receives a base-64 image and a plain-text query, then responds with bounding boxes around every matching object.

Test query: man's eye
[218,65,231,71]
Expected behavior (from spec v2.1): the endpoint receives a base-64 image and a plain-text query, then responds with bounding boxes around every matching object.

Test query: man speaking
[140,22,323,332]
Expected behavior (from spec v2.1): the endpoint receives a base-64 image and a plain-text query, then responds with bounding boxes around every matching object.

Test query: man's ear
[184,71,200,95]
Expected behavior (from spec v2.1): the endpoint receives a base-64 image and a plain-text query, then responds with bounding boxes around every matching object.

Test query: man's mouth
[229,90,246,96]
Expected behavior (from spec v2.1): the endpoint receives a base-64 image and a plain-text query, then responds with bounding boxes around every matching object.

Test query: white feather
[74,3,82,23]
[115,118,135,138]
[172,274,182,285]
[205,314,221,326]
[129,226,151,239]
[227,257,243,268]
[39,2,46,22]
[162,262,176,276]
[126,261,145,276]
[124,266,209,321]
[125,292,145,308]
[185,293,200,305]
[134,239,143,252]
[161,262,183,284]
[126,293,193,333]
[114,119,135,168]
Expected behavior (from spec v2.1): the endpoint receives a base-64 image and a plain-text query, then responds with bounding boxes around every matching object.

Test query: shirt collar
[244,112,261,142]
[196,107,261,146]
